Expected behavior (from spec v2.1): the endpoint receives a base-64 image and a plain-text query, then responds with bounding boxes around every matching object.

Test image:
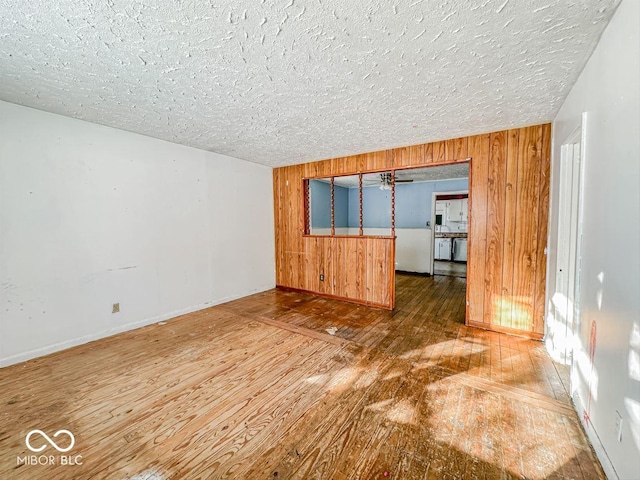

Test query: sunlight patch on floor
[424,388,576,480]
[128,469,165,480]
[386,399,417,425]
[307,367,369,394]
[364,398,417,426]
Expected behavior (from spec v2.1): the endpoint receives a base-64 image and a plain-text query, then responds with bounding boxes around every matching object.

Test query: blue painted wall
[395,179,468,228]
[334,185,349,228]
[348,187,391,228]
[310,180,330,228]
[348,179,468,228]
[310,180,350,228]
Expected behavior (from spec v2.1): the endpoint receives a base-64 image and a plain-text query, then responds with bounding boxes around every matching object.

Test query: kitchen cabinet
[435,201,447,226]
[446,198,468,223]
[435,238,452,260]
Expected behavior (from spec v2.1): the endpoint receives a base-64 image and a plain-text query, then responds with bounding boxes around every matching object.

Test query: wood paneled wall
[273,165,395,309]
[273,124,551,337]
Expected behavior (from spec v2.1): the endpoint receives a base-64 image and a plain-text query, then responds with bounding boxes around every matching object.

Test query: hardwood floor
[433,261,467,277]
[0,274,604,479]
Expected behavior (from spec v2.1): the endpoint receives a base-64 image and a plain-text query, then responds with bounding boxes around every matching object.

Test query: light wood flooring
[0,274,604,479]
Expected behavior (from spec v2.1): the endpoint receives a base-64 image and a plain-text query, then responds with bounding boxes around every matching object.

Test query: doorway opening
[432,191,469,278]
[547,119,585,367]
[392,162,470,279]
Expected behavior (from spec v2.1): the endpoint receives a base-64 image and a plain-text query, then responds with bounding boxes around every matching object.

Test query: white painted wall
[547,1,640,478]
[0,101,275,367]
[394,229,431,274]
[346,228,432,274]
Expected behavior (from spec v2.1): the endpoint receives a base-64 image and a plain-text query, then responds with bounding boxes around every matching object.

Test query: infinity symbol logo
[25,430,75,453]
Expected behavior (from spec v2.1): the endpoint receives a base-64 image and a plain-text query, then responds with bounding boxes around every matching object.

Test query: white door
[549,134,583,365]
[460,198,469,223]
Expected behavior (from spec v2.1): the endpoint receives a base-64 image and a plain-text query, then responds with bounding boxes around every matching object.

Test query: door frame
[430,189,469,275]
[547,113,587,371]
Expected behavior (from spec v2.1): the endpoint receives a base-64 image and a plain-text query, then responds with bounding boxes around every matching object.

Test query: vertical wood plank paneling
[344,155,359,174]
[304,236,314,293]
[295,164,306,288]
[273,168,284,286]
[356,154,368,173]
[304,236,313,292]
[433,141,447,163]
[332,236,340,297]
[446,137,468,161]
[372,241,385,305]
[456,136,469,161]
[382,149,394,170]
[467,134,490,325]
[357,239,367,301]
[424,142,434,164]
[331,157,344,176]
[298,237,395,308]
[304,160,318,179]
[533,124,552,335]
[392,144,425,168]
[365,238,375,303]
[279,167,290,287]
[310,160,324,178]
[501,129,520,327]
[512,126,542,332]
[409,144,425,165]
[392,146,410,169]
[365,150,387,171]
[381,241,391,306]
[284,166,296,288]
[484,131,508,327]
[388,240,396,308]
[274,124,551,329]
[325,237,335,295]
[332,237,343,298]
[344,238,357,299]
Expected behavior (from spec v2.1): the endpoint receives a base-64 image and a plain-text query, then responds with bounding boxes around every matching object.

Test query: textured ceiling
[331,163,469,187]
[0,0,618,167]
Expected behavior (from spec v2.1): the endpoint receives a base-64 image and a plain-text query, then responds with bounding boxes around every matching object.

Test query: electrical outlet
[112,303,120,314]
[616,411,623,442]
[319,274,324,281]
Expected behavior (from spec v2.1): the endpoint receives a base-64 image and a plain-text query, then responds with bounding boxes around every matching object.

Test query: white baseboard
[0,284,274,368]
[572,391,619,480]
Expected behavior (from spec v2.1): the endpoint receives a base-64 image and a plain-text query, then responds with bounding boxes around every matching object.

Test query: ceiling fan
[379,172,413,190]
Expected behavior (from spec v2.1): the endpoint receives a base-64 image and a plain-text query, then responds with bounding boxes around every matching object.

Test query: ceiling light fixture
[379,173,392,190]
